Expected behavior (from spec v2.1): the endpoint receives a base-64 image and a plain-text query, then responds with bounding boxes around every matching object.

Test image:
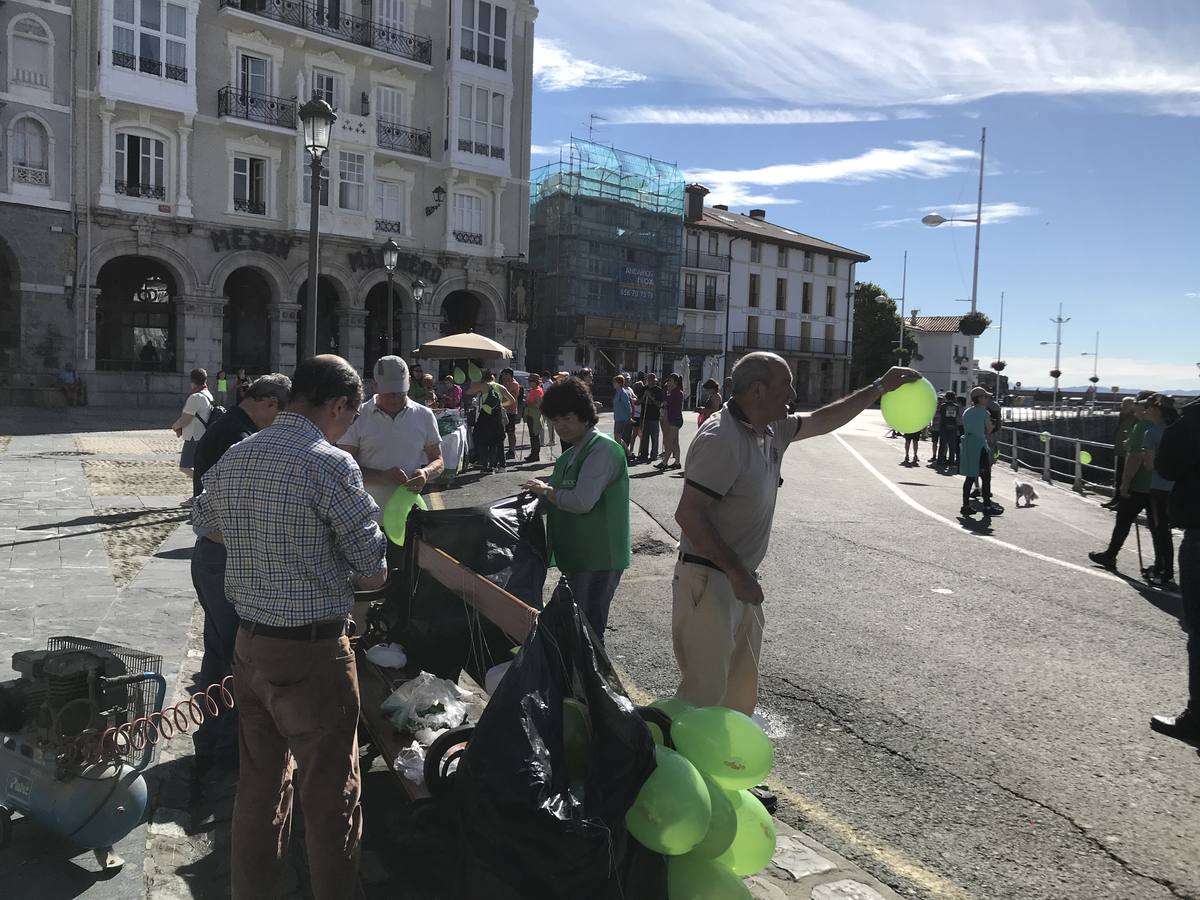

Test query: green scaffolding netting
[530,138,685,215]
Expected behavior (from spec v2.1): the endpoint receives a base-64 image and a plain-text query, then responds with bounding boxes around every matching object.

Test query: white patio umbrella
[416,332,513,360]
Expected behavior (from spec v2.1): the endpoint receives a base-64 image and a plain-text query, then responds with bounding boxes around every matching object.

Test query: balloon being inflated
[880,377,938,434]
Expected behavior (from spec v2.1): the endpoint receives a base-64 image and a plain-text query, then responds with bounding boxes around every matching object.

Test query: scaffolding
[528,139,684,374]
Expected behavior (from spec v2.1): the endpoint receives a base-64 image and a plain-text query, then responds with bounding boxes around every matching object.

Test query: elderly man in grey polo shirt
[673,351,919,715]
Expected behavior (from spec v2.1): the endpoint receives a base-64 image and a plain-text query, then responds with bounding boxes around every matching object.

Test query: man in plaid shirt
[193,355,387,900]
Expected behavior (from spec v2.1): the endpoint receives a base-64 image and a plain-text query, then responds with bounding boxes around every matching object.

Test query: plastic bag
[381,671,470,736]
[449,580,666,899]
[394,740,426,784]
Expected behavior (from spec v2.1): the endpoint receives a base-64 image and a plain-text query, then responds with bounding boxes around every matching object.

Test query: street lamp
[1080,330,1100,389]
[298,97,337,359]
[411,277,427,360]
[381,238,400,356]
[1039,302,1071,416]
[924,126,987,385]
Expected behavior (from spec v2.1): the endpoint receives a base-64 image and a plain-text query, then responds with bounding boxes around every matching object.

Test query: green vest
[547,431,631,575]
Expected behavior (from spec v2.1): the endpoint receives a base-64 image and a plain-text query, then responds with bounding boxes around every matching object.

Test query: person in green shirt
[522,376,630,645]
[1090,392,1155,571]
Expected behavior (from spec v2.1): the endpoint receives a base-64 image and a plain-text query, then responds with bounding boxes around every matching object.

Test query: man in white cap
[337,356,443,512]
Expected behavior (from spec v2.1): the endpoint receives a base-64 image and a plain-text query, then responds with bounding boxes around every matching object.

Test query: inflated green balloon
[1039,431,1051,444]
[562,698,592,782]
[468,362,483,383]
[382,487,427,545]
[650,697,695,722]
[667,854,751,900]
[714,788,777,876]
[452,366,466,385]
[625,746,712,856]
[1079,450,1093,465]
[880,377,937,435]
[671,707,773,791]
[691,772,737,859]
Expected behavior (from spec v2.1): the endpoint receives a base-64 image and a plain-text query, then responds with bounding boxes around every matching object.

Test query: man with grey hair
[672,352,919,717]
[190,372,292,772]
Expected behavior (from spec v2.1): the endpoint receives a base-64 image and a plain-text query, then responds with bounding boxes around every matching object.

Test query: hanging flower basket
[958,311,991,336]
[1049,369,1062,379]
[1088,375,1100,384]
[990,360,1007,372]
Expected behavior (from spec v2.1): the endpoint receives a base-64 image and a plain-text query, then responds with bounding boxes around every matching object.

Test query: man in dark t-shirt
[637,373,664,462]
[190,373,291,770]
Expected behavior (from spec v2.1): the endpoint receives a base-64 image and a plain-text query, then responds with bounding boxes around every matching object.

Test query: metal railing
[234,197,266,215]
[11,165,49,186]
[683,249,732,271]
[219,0,433,65]
[681,332,724,352]
[375,219,404,234]
[113,50,136,69]
[218,85,297,129]
[683,292,726,311]
[377,119,431,157]
[730,332,849,356]
[115,180,166,200]
[996,424,1116,495]
[453,230,484,245]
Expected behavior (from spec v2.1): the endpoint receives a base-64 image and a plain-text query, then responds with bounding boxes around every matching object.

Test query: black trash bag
[450,579,666,900]
[380,493,547,684]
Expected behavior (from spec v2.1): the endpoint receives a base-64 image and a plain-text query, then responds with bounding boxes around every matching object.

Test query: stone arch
[221,267,275,374]
[94,255,180,371]
[206,250,290,304]
[86,237,199,298]
[287,260,357,310]
[429,275,503,327]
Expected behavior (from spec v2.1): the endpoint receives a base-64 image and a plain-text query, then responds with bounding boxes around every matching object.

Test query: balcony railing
[375,219,404,234]
[113,50,136,70]
[683,292,726,310]
[139,56,162,76]
[234,197,266,215]
[165,63,188,82]
[681,332,725,352]
[730,332,849,356]
[377,119,431,158]
[12,67,48,87]
[454,230,484,245]
[219,0,433,65]
[11,165,49,186]
[116,180,166,200]
[684,249,732,271]
[218,85,297,129]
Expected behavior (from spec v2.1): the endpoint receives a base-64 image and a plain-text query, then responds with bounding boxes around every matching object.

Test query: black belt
[239,619,348,641]
[678,552,724,573]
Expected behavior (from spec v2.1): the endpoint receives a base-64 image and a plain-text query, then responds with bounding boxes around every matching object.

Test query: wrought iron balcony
[218,85,297,129]
[219,0,433,65]
[12,165,49,186]
[112,50,137,70]
[234,197,266,215]
[490,145,505,160]
[681,332,725,352]
[165,63,188,82]
[730,332,849,356]
[457,138,473,152]
[684,249,732,271]
[453,231,484,245]
[377,119,431,158]
[139,56,162,76]
[375,219,404,234]
[116,180,166,200]
[684,292,726,310]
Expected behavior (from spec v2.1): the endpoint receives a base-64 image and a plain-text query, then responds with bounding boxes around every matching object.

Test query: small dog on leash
[1014,481,1039,507]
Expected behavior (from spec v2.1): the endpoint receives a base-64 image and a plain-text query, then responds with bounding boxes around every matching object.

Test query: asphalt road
[438,411,1198,900]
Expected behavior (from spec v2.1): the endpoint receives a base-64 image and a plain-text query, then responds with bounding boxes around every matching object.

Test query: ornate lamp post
[412,278,427,359]
[381,238,400,354]
[298,97,336,358]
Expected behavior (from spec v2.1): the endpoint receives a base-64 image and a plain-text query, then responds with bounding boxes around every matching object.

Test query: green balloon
[1079,450,1093,465]
[650,697,695,722]
[880,377,937,435]
[625,746,712,856]
[381,487,427,545]
[468,362,483,383]
[647,722,665,746]
[562,698,592,782]
[667,854,751,900]
[1040,431,1051,443]
[691,772,737,859]
[452,366,466,385]
[671,707,773,791]
[714,788,777,876]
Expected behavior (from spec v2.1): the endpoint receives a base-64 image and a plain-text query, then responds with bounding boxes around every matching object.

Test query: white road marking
[932,588,954,595]
[834,433,1123,583]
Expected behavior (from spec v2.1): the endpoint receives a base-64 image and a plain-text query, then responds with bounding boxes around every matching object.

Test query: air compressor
[0,636,165,870]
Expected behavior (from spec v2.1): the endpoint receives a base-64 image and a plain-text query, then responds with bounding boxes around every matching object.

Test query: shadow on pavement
[154,546,194,561]
[0,408,178,437]
[1111,571,1184,622]
[0,812,129,900]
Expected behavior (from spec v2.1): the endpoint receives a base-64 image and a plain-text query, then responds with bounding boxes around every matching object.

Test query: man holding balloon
[671,352,922,716]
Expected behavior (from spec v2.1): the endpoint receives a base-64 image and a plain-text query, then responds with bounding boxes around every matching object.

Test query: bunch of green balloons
[624,700,777,899]
[382,486,427,545]
[880,377,937,435]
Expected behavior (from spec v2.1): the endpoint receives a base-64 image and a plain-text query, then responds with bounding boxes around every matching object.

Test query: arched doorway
[363,281,408,375]
[0,239,18,367]
[295,276,340,356]
[222,269,272,373]
[440,289,495,338]
[95,256,178,371]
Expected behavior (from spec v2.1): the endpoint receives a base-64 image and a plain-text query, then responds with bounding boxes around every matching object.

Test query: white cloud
[920,202,1040,226]
[542,2,1200,112]
[1185,291,1200,298]
[685,141,976,207]
[1155,97,1200,116]
[530,143,566,157]
[533,38,647,92]
[1002,356,1200,392]
[607,106,899,126]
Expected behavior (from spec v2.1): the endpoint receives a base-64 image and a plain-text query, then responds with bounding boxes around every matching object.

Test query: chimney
[713,204,729,211]
[684,183,709,222]
[909,311,918,325]
[749,209,766,220]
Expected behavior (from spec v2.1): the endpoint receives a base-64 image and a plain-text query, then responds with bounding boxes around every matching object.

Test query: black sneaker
[983,502,1004,516]
[960,504,973,517]
[749,784,778,815]
[1150,711,1200,746]
[1088,550,1117,570]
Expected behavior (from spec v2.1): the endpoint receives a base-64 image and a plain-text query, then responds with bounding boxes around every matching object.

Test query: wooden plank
[414,540,539,642]
[356,650,431,801]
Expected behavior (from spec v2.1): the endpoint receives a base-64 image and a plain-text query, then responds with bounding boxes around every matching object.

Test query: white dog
[1014,480,1039,507]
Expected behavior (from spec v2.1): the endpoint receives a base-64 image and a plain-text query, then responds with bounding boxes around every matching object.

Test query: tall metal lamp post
[1040,302,1071,416]
[923,126,987,384]
[298,97,337,358]
[381,238,400,355]
[411,278,427,359]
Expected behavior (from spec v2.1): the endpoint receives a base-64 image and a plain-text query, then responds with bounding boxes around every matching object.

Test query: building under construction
[527,139,684,384]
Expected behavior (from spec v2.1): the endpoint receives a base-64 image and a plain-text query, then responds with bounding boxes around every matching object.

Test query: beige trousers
[671,560,764,714]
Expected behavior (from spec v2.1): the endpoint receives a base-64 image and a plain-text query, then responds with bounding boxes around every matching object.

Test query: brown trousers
[231,629,362,900]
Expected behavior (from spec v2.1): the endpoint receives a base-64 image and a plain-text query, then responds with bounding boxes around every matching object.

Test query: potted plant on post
[958,311,991,336]
[1088,375,1100,384]
[1049,369,1062,380]
[990,360,1007,372]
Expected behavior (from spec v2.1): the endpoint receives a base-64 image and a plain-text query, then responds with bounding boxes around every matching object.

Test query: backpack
[197,403,227,430]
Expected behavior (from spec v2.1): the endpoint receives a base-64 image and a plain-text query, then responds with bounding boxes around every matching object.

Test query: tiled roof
[907,316,969,334]
[694,209,870,262]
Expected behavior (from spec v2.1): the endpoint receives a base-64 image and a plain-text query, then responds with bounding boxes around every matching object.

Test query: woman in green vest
[523,376,631,644]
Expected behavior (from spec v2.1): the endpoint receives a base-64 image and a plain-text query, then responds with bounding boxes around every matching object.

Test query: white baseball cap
[373,355,410,394]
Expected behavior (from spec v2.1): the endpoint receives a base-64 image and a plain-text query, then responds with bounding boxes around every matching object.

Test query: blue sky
[529,0,1200,391]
